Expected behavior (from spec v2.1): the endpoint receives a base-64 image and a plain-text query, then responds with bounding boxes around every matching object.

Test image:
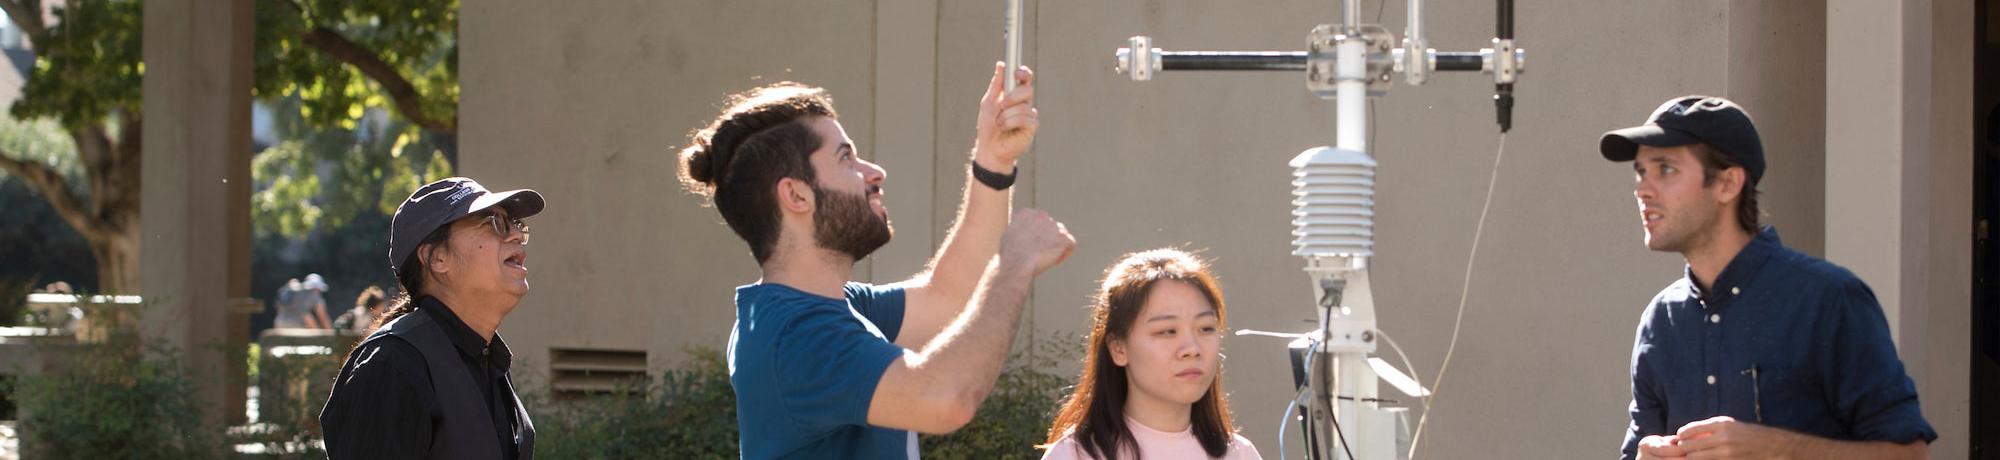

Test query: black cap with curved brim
[389,177,545,276]
[1600,95,1765,185]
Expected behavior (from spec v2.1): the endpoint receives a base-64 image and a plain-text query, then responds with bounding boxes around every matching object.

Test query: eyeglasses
[477,211,531,244]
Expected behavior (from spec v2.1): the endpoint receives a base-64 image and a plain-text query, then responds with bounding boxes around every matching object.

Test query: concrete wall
[461,1,1969,457]
[1826,0,1977,455]
[1923,0,1976,454]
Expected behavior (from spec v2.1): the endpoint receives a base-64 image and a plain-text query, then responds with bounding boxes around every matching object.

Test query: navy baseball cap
[1600,96,1765,184]
[389,177,545,275]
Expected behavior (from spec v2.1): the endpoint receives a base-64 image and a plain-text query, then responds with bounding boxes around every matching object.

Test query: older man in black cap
[321,177,544,459]
[1602,96,1934,460]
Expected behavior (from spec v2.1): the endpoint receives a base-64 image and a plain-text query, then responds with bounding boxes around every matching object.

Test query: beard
[1645,195,1720,253]
[812,184,893,261]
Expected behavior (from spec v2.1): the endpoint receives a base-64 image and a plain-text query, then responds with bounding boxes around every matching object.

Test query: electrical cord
[1322,303,1358,460]
[1406,132,1508,459]
[1278,346,1313,460]
[1373,327,1428,410]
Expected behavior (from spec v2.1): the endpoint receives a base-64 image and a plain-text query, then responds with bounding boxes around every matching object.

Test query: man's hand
[1637,434,1687,460]
[997,208,1073,276]
[868,211,1069,434]
[973,62,1038,170]
[1674,416,1800,459]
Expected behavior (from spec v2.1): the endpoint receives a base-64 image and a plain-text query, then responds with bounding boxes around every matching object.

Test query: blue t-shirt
[729,282,912,460]
[1620,227,1936,459]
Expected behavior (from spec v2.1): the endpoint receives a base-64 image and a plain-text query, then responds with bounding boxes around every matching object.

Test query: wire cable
[1321,305,1358,460]
[1406,132,1508,459]
[1373,327,1428,413]
[1277,369,1309,460]
[1330,400,1357,460]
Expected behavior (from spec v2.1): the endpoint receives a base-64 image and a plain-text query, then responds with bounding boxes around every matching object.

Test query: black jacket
[320,297,534,459]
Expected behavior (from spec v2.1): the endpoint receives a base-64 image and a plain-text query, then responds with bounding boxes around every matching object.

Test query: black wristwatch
[971,162,1018,191]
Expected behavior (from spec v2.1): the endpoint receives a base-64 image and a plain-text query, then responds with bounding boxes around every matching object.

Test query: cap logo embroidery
[447,186,479,205]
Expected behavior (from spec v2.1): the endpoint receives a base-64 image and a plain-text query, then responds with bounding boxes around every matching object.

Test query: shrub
[525,346,738,459]
[10,325,219,458]
[526,332,1078,459]
[236,342,342,458]
[920,332,1076,459]
[0,276,36,327]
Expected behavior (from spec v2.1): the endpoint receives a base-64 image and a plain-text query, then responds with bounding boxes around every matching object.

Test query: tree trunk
[76,121,141,294]
[0,121,145,294]
[89,223,139,293]
[0,0,145,294]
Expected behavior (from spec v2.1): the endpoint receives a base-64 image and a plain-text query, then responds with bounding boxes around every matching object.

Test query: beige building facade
[454,1,1978,457]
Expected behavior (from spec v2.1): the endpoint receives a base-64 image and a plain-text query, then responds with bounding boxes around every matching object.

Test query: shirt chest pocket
[1659,366,1826,427]
[1745,367,1834,427]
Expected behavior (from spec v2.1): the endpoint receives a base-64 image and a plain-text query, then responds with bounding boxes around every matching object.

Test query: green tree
[248,95,454,315]
[253,95,453,239]
[257,0,460,146]
[0,0,143,292]
[0,116,95,294]
[0,0,458,292]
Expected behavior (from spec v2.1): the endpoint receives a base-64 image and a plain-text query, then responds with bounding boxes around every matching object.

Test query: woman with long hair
[1042,248,1262,460]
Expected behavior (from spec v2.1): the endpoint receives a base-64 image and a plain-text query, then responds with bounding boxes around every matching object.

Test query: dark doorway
[1973,0,1999,456]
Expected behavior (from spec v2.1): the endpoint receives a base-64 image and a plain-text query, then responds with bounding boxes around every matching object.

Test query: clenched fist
[999,208,1074,276]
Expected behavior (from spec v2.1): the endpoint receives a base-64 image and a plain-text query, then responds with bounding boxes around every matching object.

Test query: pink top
[1039,417,1263,460]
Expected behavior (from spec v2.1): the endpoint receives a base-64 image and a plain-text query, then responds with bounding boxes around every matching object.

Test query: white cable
[1406,132,1507,459]
[1278,344,1318,460]
[1277,382,1309,460]
[1372,327,1428,412]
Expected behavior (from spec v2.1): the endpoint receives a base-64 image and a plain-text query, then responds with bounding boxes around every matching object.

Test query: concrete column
[1924,0,1978,455]
[1826,0,1927,349]
[140,0,254,428]
[1725,1,1826,256]
[868,0,941,282]
[1826,0,1973,456]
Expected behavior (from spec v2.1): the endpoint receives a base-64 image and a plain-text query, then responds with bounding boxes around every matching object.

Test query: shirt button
[1730,287,1740,295]
[1707,375,1716,385]
[1710,314,1720,324]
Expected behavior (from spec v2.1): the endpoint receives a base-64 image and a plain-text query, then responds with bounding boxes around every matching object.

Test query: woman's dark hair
[677,82,837,264]
[1044,248,1236,459]
[363,223,455,335]
[1689,142,1762,234]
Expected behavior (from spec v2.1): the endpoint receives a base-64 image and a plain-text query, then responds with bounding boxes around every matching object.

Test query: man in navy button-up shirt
[1600,96,1934,459]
